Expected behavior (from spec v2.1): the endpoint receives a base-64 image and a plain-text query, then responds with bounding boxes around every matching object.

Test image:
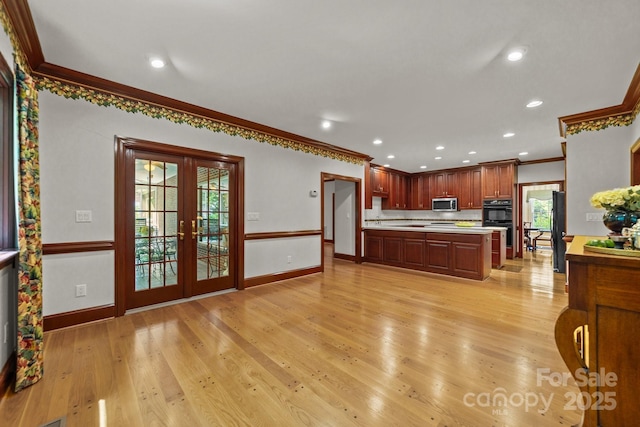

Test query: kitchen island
[363,224,495,280]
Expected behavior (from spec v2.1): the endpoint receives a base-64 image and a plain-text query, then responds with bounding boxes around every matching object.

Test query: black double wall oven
[482,199,513,247]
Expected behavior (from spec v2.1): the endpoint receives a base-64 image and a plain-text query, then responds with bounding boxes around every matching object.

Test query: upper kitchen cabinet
[383,171,409,210]
[371,166,389,198]
[458,167,482,209]
[409,174,430,210]
[481,161,518,199]
[430,171,459,198]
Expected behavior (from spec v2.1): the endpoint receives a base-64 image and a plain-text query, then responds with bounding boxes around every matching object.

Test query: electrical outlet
[287,255,292,264]
[3,322,7,344]
[75,284,87,297]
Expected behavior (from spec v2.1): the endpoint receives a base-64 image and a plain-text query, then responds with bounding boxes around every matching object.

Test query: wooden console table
[555,235,640,426]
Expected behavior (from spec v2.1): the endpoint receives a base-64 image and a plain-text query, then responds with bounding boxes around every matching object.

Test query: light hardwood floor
[1,246,581,426]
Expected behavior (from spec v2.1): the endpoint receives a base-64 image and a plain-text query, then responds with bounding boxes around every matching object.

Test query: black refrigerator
[552,191,566,273]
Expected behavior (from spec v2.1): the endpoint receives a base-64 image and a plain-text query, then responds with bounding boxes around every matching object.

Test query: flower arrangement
[590,185,640,211]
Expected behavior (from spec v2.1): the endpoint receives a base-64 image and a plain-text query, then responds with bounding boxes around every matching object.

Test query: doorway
[517,181,563,258]
[115,137,244,314]
[321,173,361,264]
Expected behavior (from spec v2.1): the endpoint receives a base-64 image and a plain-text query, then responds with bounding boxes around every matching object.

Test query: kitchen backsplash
[365,197,482,223]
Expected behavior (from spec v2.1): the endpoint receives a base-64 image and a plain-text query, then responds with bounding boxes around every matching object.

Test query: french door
[117,138,240,311]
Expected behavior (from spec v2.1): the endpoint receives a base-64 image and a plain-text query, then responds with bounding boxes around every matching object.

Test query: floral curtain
[15,63,43,392]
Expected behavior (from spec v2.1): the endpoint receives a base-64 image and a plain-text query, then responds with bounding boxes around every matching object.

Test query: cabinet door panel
[365,235,383,262]
[452,242,481,275]
[426,240,451,271]
[404,239,425,267]
[383,237,403,264]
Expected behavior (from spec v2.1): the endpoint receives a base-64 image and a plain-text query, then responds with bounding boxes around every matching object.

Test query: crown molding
[0,0,371,165]
[518,156,565,166]
[558,63,640,137]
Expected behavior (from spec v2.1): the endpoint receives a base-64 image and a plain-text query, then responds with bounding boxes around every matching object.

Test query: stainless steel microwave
[432,197,458,212]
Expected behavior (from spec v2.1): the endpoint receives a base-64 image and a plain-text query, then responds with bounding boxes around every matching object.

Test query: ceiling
[26,0,640,173]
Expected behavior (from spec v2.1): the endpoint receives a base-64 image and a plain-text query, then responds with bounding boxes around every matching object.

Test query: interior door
[126,152,236,310]
[128,153,184,309]
[186,159,235,295]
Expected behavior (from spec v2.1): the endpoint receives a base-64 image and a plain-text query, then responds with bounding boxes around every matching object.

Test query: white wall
[323,180,335,240]
[334,180,356,256]
[565,124,634,236]
[38,92,363,314]
[517,161,565,183]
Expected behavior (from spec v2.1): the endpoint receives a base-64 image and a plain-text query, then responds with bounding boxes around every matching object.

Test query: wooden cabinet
[364,229,491,280]
[490,229,506,268]
[364,233,383,262]
[426,232,491,280]
[555,236,640,426]
[481,162,516,199]
[371,166,389,198]
[409,174,430,210]
[458,167,482,209]
[430,171,459,198]
[382,172,408,210]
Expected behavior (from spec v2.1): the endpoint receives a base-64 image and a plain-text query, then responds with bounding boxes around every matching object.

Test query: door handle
[192,220,198,238]
[192,218,204,239]
[178,220,185,240]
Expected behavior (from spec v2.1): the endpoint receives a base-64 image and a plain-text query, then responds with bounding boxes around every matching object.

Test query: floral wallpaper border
[34,76,365,165]
[565,101,640,135]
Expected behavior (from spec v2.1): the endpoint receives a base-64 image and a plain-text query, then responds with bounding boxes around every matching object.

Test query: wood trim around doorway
[321,172,362,270]
[631,137,640,185]
[114,136,245,316]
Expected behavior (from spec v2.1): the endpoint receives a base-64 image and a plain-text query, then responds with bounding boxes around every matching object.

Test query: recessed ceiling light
[321,120,332,129]
[150,58,165,69]
[387,155,395,159]
[468,151,477,155]
[436,145,445,150]
[507,50,524,62]
[373,139,382,145]
[526,100,543,108]
[462,160,470,163]
[519,151,529,156]
[420,165,427,169]
[383,164,390,167]
[435,156,442,160]
[503,132,515,138]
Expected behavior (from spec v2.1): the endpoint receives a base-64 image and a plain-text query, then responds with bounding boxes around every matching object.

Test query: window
[531,198,552,230]
[0,53,15,251]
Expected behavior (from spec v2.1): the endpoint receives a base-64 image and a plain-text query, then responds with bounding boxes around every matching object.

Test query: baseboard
[244,266,322,288]
[0,351,16,402]
[333,253,356,262]
[44,305,116,331]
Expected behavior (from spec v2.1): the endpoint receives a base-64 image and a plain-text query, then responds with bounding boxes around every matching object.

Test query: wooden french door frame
[115,136,245,316]
[320,172,362,267]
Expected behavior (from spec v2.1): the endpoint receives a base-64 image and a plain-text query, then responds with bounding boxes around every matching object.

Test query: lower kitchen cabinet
[364,229,492,280]
[491,229,506,268]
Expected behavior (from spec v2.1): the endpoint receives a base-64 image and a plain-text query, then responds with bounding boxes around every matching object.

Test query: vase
[603,210,640,234]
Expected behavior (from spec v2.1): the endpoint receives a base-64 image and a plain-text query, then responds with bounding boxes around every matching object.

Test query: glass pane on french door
[134,159,179,291]
[196,166,230,281]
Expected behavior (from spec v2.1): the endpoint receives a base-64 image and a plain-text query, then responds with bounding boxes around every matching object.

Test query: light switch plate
[75,210,92,223]
[247,212,260,221]
[586,212,602,222]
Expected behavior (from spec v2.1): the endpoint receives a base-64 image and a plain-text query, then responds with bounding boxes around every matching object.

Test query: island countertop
[363,224,501,235]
